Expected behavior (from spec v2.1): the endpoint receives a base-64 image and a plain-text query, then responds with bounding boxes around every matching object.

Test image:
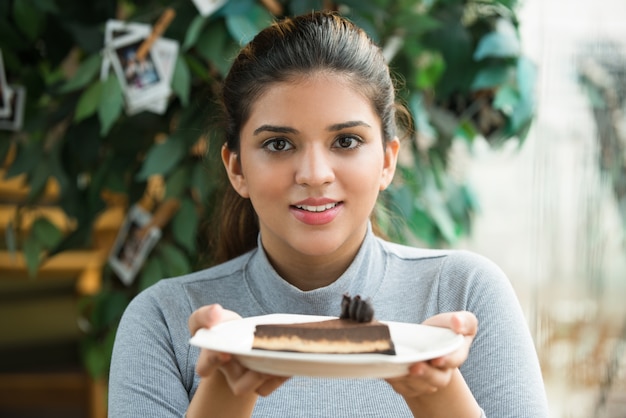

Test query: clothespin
[136,8,176,61]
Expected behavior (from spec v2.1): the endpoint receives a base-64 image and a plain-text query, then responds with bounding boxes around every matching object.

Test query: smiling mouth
[294,203,339,212]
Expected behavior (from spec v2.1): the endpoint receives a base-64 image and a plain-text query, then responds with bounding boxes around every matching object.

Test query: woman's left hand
[385,311,478,398]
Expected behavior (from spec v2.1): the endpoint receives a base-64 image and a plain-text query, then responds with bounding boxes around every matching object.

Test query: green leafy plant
[0,0,534,380]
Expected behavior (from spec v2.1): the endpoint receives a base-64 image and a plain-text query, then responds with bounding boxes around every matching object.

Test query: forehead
[245,73,380,128]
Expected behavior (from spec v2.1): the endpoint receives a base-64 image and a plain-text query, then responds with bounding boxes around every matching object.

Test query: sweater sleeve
[438,251,549,418]
[108,284,194,417]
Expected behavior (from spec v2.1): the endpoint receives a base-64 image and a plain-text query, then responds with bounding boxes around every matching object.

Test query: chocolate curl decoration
[340,294,374,323]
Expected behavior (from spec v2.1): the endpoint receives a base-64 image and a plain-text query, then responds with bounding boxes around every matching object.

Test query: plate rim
[189,313,464,367]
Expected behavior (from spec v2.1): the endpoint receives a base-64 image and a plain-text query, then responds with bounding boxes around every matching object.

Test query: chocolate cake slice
[252,294,396,355]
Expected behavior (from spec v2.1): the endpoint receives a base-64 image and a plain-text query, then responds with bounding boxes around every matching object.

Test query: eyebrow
[253,121,371,136]
[327,121,371,131]
[253,125,298,136]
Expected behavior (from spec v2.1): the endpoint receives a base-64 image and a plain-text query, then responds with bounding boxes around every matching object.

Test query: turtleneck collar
[243,223,387,316]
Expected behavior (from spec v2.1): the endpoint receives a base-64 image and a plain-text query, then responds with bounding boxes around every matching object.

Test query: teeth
[296,203,337,212]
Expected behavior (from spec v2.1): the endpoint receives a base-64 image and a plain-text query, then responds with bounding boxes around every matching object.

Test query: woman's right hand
[188,304,289,397]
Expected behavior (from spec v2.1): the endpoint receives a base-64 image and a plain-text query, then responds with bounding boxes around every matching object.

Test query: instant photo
[191,0,228,17]
[100,20,151,81]
[107,31,171,112]
[108,204,161,286]
[102,20,177,115]
[126,37,178,115]
[0,85,25,131]
[0,50,11,118]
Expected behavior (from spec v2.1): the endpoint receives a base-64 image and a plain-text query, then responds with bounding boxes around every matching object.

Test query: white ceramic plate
[189,314,464,378]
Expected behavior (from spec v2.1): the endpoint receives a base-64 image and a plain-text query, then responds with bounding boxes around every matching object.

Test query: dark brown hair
[210,11,403,264]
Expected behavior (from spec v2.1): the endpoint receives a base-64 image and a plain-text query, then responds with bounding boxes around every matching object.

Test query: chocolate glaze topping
[340,294,374,323]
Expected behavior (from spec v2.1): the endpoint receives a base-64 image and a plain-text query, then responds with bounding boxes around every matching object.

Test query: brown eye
[334,135,362,149]
[264,138,293,152]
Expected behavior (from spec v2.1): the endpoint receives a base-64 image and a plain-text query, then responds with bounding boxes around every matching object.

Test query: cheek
[347,156,384,188]
[242,163,289,200]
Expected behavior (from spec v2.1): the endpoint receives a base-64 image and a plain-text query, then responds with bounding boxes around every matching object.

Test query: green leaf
[138,256,164,291]
[473,19,520,60]
[82,325,118,379]
[13,0,44,41]
[165,164,191,199]
[75,81,103,123]
[184,53,211,81]
[91,291,129,330]
[32,0,59,14]
[225,14,257,45]
[224,5,271,45]
[5,142,42,178]
[59,54,102,93]
[493,85,519,115]
[32,217,63,249]
[172,55,191,106]
[509,67,535,135]
[0,138,13,165]
[471,65,510,90]
[408,93,436,141]
[98,74,124,136]
[27,158,51,202]
[407,207,437,245]
[414,51,445,89]
[172,198,198,253]
[196,19,237,76]
[191,162,212,203]
[158,242,191,277]
[455,119,477,143]
[182,14,207,51]
[136,137,186,180]
[23,234,42,277]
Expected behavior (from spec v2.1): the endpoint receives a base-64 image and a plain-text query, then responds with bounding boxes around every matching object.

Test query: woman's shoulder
[125,249,256,314]
[377,237,509,287]
[379,238,498,267]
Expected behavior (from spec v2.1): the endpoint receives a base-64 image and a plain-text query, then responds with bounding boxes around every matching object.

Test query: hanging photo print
[108,204,162,286]
[107,31,171,113]
[0,50,11,118]
[0,85,25,131]
[101,19,178,115]
[191,0,228,17]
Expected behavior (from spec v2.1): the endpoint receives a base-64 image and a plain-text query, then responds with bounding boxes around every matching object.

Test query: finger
[195,350,231,377]
[256,376,290,397]
[386,374,438,398]
[421,312,477,369]
[407,362,453,388]
[422,311,477,337]
[188,304,222,334]
[449,311,478,336]
[228,369,267,396]
[188,304,241,334]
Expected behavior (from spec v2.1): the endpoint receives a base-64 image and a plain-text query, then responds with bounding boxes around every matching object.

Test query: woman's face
[223,74,399,269]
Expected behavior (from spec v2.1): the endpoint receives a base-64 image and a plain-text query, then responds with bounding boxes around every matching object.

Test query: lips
[290,199,342,225]
[294,202,338,212]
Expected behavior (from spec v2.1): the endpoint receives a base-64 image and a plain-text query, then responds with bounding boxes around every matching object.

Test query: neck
[268,252,357,291]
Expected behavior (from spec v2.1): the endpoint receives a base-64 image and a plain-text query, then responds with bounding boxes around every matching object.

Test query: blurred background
[460,0,626,416]
[0,0,625,417]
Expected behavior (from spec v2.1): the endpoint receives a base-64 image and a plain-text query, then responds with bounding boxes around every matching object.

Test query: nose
[294,145,335,186]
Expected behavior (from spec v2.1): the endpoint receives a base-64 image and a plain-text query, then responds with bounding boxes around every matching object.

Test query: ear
[379,137,400,191]
[221,144,250,198]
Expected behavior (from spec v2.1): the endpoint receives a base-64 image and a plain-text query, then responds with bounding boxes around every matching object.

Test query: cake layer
[252,319,396,355]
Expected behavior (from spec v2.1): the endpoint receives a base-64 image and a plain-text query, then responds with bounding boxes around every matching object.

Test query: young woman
[108,11,549,417]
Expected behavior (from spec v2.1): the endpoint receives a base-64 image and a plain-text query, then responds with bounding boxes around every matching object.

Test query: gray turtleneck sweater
[108,228,549,417]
